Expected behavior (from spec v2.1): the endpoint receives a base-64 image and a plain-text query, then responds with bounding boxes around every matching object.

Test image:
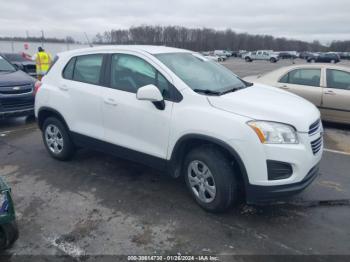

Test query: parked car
[35,46,322,212]
[243,50,279,63]
[0,52,37,77]
[278,52,298,59]
[214,50,231,58]
[0,177,19,250]
[0,55,38,119]
[204,55,225,62]
[299,51,314,60]
[307,53,340,63]
[244,64,350,124]
[339,52,350,60]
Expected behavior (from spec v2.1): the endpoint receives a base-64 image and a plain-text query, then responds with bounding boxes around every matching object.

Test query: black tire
[42,117,75,161]
[270,58,277,63]
[0,221,19,250]
[183,145,238,212]
[245,57,252,62]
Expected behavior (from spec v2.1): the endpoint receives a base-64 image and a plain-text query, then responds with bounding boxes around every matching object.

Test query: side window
[110,54,170,98]
[327,69,350,90]
[279,72,289,83]
[62,57,76,80]
[73,54,103,85]
[280,69,321,87]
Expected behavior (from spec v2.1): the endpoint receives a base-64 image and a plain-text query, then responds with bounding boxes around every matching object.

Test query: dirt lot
[1,58,350,261]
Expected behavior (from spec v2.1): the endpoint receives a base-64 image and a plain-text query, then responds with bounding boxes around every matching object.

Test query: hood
[207,84,320,132]
[0,70,35,87]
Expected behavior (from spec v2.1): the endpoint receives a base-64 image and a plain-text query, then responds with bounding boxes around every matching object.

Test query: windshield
[3,53,26,62]
[155,53,247,94]
[0,56,16,72]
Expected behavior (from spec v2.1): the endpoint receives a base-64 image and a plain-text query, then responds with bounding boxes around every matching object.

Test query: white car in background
[244,64,350,124]
[204,55,225,62]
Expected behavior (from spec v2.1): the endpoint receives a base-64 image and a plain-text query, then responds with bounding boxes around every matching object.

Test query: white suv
[35,46,323,212]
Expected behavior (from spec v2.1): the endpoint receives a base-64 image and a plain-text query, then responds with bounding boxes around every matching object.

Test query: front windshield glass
[155,53,247,94]
[0,56,16,72]
[4,53,26,62]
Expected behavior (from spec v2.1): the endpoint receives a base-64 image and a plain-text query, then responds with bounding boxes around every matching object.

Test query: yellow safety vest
[36,51,51,75]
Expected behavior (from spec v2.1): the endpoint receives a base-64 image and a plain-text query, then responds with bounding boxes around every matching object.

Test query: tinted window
[110,54,170,98]
[327,69,350,90]
[0,55,16,72]
[73,54,103,85]
[62,57,76,80]
[279,69,321,87]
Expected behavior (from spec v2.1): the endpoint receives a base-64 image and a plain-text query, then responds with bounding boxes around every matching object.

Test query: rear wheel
[42,117,75,160]
[0,221,19,250]
[184,146,238,212]
[330,59,336,64]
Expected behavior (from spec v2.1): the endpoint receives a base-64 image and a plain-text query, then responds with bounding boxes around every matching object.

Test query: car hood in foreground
[0,70,35,86]
[207,84,320,132]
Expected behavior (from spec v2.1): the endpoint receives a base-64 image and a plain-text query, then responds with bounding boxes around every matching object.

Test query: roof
[58,45,191,57]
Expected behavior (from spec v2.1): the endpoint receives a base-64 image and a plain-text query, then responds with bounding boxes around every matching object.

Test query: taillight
[34,81,42,95]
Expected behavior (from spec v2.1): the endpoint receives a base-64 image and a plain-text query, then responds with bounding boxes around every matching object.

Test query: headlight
[248,121,298,144]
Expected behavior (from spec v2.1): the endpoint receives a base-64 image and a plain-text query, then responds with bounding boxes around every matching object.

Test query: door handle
[279,85,290,90]
[104,97,118,106]
[324,90,336,95]
[58,84,68,91]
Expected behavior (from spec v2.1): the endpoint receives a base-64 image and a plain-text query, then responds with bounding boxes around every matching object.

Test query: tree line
[93,25,350,52]
[0,36,75,44]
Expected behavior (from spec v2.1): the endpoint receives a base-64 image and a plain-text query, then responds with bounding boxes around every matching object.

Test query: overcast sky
[1,0,349,44]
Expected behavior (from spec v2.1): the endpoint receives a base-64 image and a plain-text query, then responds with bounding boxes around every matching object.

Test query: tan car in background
[244,64,350,124]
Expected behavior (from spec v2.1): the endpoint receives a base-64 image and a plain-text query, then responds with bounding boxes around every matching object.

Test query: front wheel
[184,146,238,212]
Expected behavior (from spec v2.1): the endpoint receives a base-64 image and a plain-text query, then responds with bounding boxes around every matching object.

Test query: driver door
[102,53,174,160]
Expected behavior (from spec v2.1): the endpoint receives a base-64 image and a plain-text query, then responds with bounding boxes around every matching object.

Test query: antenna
[84,32,93,47]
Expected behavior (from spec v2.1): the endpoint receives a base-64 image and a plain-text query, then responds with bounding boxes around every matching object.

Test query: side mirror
[13,64,24,71]
[136,84,165,110]
[136,84,163,102]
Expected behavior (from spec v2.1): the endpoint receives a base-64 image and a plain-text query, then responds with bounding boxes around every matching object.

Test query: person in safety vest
[33,47,52,80]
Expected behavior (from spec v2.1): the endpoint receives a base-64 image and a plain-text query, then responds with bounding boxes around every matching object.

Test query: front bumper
[245,163,320,204]
[0,108,34,119]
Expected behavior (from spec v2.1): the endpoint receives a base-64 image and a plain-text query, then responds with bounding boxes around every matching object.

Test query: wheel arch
[37,107,70,131]
[169,134,249,188]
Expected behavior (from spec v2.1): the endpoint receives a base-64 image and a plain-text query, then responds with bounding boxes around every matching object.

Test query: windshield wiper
[220,87,240,95]
[193,89,222,96]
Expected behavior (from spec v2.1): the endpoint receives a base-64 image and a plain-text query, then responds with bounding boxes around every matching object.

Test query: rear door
[277,68,323,106]
[321,69,350,123]
[57,54,105,140]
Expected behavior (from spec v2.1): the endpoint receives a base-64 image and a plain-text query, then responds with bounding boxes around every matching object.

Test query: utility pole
[26,30,29,39]
[41,30,45,48]
[84,32,93,47]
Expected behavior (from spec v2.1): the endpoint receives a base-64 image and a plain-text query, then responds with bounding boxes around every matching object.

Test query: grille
[311,136,323,155]
[308,119,321,136]
[0,87,33,95]
[0,98,34,110]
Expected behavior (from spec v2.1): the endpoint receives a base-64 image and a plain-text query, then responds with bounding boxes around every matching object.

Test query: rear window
[279,68,321,87]
[62,54,103,85]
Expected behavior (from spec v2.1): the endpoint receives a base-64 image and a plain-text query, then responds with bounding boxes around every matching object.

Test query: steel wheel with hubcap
[42,117,75,160]
[184,146,238,212]
[187,160,216,203]
[45,124,64,154]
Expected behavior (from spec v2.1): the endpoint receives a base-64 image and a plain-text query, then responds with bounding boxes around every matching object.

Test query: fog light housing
[267,160,293,180]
